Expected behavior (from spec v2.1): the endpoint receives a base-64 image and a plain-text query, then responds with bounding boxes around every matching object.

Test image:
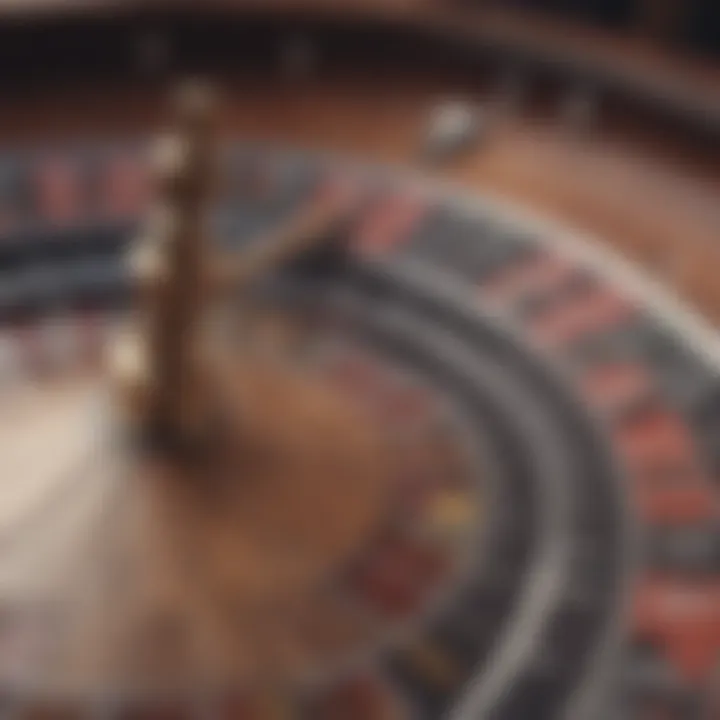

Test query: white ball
[424,101,484,161]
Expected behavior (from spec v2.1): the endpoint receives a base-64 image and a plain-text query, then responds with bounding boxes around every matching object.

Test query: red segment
[634,482,717,524]
[479,254,575,305]
[529,284,635,346]
[633,577,720,683]
[614,408,697,469]
[612,407,711,522]
[36,158,80,226]
[353,194,426,256]
[351,536,446,617]
[102,155,150,218]
[579,363,654,413]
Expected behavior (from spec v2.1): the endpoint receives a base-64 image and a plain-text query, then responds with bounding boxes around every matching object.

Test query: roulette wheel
[0,5,719,719]
[0,84,718,718]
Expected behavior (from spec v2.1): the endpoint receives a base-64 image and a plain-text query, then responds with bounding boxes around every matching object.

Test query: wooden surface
[0,1,718,129]
[1,75,719,325]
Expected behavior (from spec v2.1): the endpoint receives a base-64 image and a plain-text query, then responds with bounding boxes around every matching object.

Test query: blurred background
[0,0,718,323]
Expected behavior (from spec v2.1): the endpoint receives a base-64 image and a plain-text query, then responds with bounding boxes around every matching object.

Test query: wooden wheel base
[0,354,393,698]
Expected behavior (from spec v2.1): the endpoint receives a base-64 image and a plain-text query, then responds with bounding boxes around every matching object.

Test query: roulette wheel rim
[342,257,636,720]
[0,131,718,718]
